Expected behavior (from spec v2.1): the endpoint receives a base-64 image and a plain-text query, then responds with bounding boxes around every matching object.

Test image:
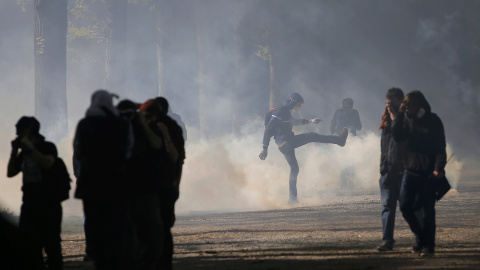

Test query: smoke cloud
[0,1,476,215]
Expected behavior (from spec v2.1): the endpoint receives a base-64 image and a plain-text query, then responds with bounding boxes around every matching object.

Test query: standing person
[7,116,64,270]
[73,90,134,270]
[330,98,362,189]
[392,90,447,257]
[330,98,362,136]
[377,88,407,251]
[117,99,165,270]
[140,99,181,270]
[259,92,349,204]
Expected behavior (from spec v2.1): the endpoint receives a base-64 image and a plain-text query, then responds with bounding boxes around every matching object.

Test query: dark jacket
[392,112,446,176]
[380,124,406,175]
[262,105,309,148]
[73,115,131,200]
[330,107,362,135]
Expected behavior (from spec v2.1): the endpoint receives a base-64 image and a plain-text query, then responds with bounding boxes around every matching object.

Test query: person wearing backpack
[73,90,134,270]
[259,92,349,205]
[7,116,64,270]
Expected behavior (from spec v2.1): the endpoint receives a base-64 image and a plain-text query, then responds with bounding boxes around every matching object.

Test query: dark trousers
[379,172,402,244]
[159,189,176,270]
[279,132,341,200]
[399,173,436,249]
[19,202,63,270]
[83,198,133,270]
[130,193,164,270]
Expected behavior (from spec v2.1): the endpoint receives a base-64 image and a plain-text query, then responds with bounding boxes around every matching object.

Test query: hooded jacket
[392,97,446,175]
[262,94,309,149]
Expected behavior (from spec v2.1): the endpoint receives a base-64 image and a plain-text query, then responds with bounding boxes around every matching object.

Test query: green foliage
[256,44,270,61]
[17,0,31,12]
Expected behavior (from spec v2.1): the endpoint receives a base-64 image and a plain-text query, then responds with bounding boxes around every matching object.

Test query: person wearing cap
[73,89,134,270]
[7,116,63,270]
[259,92,349,205]
[330,98,362,136]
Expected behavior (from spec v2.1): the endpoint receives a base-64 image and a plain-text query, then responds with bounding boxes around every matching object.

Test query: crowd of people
[2,87,447,270]
[5,90,185,270]
[260,89,447,257]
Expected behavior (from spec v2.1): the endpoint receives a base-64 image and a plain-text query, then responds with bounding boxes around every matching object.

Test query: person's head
[285,92,304,110]
[403,90,431,119]
[139,99,164,124]
[15,116,43,140]
[385,88,404,111]
[379,88,404,130]
[342,98,354,108]
[86,89,120,117]
[154,97,169,113]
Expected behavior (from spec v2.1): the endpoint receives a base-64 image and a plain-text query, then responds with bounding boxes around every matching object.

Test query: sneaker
[337,128,349,147]
[411,245,422,254]
[377,242,393,251]
[420,247,435,257]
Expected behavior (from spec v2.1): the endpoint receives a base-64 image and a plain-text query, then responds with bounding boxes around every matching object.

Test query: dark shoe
[411,245,423,254]
[420,247,435,257]
[377,242,393,251]
[337,128,349,147]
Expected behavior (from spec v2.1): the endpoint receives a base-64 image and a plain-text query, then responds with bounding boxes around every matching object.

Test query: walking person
[377,88,407,251]
[259,92,348,204]
[7,116,64,270]
[392,90,447,257]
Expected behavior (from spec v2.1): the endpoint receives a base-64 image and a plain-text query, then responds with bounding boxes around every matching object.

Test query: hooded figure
[73,89,134,270]
[392,90,446,257]
[260,92,348,204]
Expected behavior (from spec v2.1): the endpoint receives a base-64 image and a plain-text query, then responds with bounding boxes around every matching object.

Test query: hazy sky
[0,0,477,214]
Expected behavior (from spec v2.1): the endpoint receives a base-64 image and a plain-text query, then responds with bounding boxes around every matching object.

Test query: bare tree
[34,0,68,141]
[104,0,128,97]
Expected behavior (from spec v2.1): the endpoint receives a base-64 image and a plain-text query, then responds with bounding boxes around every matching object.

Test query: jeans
[279,132,341,200]
[399,173,436,249]
[379,172,402,244]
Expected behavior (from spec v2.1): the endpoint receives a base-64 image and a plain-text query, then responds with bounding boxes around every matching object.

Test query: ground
[59,182,480,270]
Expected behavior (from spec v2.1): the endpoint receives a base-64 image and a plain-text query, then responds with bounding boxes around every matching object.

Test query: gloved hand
[309,118,322,124]
[259,149,268,160]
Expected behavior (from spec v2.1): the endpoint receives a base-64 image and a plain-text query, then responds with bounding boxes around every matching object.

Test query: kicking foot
[337,128,349,147]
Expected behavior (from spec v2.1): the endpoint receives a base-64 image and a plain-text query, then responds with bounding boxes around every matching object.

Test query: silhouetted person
[154,97,186,270]
[73,90,134,270]
[7,116,63,270]
[330,98,362,136]
[117,99,165,270]
[393,90,446,257]
[140,99,180,270]
[156,98,187,142]
[377,88,407,251]
[330,98,362,189]
[259,92,348,204]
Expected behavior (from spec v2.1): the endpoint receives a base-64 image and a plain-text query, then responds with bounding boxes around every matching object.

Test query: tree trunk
[156,0,165,97]
[104,0,128,98]
[232,20,241,137]
[196,4,206,139]
[268,49,276,108]
[34,0,68,141]
[127,2,158,100]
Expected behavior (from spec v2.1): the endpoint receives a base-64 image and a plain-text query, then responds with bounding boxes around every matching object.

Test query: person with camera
[7,116,63,270]
[392,90,447,257]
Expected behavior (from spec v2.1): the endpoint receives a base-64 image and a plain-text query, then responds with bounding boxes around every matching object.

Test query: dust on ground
[61,185,480,270]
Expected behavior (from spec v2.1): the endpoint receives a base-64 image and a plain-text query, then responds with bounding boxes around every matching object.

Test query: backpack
[44,157,72,202]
